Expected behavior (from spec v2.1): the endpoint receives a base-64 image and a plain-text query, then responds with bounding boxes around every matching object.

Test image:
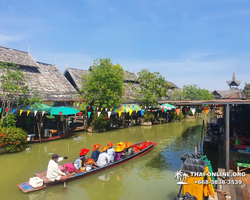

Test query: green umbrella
[49,106,80,115]
[19,103,52,112]
[161,103,176,110]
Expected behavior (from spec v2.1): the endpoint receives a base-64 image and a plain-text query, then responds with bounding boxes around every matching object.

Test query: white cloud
[0,34,22,45]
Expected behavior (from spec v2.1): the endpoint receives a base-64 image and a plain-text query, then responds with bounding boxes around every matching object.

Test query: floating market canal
[0,116,205,200]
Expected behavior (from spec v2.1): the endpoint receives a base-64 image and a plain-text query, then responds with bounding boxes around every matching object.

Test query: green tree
[80,58,124,108]
[171,89,185,101]
[0,62,42,126]
[133,69,168,109]
[243,82,250,99]
[182,84,213,100]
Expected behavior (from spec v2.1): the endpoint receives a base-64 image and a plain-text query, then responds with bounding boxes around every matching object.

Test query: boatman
[46,154,68,182]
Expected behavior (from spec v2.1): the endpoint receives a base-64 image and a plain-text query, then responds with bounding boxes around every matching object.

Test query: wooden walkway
[213,142,250,200]
[212,168,250,200]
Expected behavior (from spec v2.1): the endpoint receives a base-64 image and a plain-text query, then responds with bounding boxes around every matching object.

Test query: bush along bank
[0,127,28,153]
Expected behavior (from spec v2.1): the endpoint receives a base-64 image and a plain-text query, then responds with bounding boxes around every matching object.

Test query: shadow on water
[145,152,171,171]
[145,125,203,173]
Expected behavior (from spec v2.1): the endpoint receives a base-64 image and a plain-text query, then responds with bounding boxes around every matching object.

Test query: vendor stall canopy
[49,106,80,115]
[160,103,176,110]
[18,103,51,112]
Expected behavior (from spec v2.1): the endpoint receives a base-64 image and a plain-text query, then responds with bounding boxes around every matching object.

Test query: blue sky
[1,0,250,90]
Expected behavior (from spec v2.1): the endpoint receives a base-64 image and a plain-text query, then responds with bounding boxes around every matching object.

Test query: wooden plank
[229,185,237,200]
[235,185,244,200]
[242,188,250,200]
[247,185,250,198]
[217,191,225,200]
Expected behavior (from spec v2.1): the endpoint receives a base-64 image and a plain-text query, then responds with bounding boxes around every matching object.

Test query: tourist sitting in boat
[85,158,97,171]
[107,142,115,162]
[114,142,125,162]
[91,143,101,162]
[74,148,90,170]
[96,146,111,167]
[46,154,68,182]
[124,142,135,157]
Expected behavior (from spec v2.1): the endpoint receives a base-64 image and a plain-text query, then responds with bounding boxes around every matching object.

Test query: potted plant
[141,112,155,126]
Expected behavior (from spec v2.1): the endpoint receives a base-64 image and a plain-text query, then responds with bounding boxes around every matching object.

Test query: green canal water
[0,117,204,200]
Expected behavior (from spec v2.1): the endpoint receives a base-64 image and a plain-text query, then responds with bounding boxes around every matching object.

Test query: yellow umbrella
[116,106,133,113]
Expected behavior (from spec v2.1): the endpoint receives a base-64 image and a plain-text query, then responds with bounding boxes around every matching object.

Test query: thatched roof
[64,68,89,90]
[166,81,179,89]
[212,89,244,99]
[0,46,38,68]
[226,80,241,86]
[64,68,140,101]
[0,47,79,101]
[124,71,138,82]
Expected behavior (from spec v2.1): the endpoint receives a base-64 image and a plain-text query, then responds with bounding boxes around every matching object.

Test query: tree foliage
[0,62,42,126]
[171,89,185,101]
[80,58,124,108]
[243,82,250,99]
[182,85,213,101]
[133,69,168,109]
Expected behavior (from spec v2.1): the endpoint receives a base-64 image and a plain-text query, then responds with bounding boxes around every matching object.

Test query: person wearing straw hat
[96,146,111,167]
[91,143,101,162]
[114,142,125,162]
[107,142,115,162]
[74,148,90,170]
[85,158,97,172]
[124,142,135,157]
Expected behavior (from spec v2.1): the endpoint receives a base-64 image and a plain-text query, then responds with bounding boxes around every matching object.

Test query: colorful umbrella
[160,103,176,110]
[49,106,80,115]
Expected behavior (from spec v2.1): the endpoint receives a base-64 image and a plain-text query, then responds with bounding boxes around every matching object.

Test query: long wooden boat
[28,127,76,143]
[18,141,157,193]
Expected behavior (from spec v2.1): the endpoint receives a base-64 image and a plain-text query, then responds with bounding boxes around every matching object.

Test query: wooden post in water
[37,114,42,143]
[225,104,230,178]
[200,120,204,153]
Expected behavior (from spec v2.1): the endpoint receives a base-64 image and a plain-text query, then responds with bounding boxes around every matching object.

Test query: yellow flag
[27,110,30,116]
[110,109,112,111]
[141,106,142,108]
[118,111,122,117]
[20,110,23,115]
[136,110,138,113]
[101,108,103,111]
[129,110,133,116]
[73,103,75,106]
[80,104,82,107]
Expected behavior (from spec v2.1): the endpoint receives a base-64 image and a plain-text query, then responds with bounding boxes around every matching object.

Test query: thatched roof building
[64,68,179,103]
[212,71,245,99]
[64,68,140,102]
[0,46,79,101]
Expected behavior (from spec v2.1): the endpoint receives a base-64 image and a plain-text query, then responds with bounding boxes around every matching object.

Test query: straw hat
[125,142,133,148]
[115,142,125,152]
[93,143,101,151]
[101,146,109,152]
[79,148,90,156]
[107,142,114,147]
[85,158,96,165]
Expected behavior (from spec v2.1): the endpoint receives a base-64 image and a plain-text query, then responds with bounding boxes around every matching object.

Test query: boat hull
[18,141,157,193]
